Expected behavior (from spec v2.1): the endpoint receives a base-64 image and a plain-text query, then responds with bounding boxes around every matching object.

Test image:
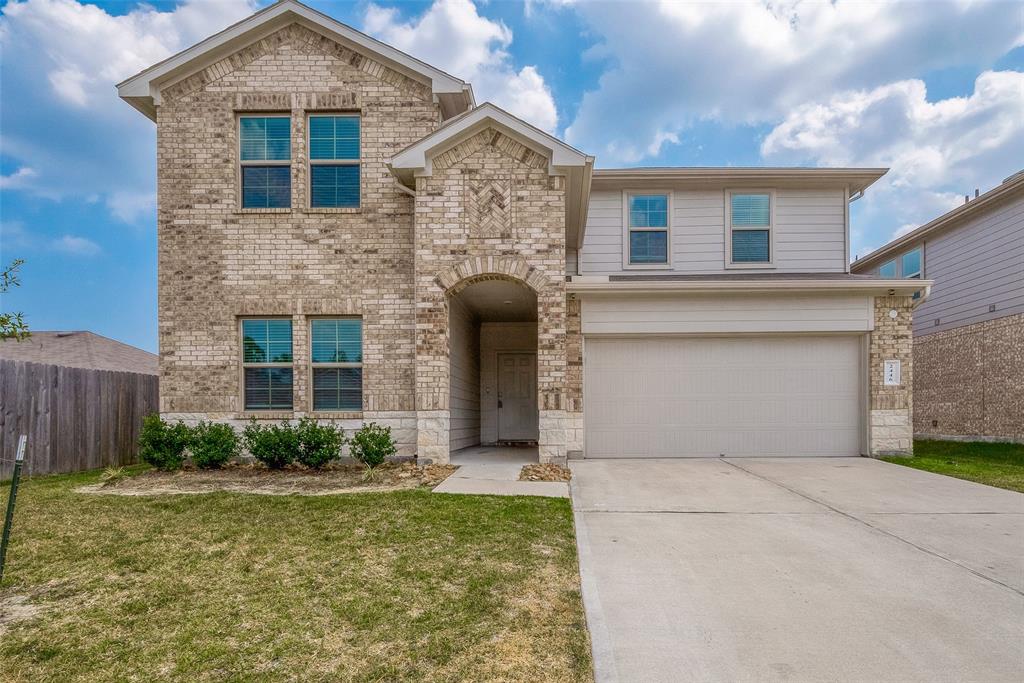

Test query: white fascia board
[567,277,933,298]
[390,102,592,176]
[117,0,469,119]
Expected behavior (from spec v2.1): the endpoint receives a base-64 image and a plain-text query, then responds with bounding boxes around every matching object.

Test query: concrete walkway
[432,445,569,498]
[571,457,1024,683]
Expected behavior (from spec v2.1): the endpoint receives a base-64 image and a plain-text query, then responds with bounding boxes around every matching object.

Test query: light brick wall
[868,296,915,456]
[155,24,442,455]
[913,313,1024,442]
[412,128,568,463]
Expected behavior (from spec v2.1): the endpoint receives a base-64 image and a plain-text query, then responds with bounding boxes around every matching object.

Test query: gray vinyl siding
[579,188,847,275]
[448,297,480,451]
[581,292,874,335]
[911,193,1024,336]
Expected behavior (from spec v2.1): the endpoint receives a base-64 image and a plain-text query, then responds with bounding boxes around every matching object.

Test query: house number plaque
[883,359,901,386]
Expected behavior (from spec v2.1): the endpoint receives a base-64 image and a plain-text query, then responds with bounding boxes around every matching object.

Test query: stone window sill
[303,208,361,215]
[236,411,295,420]
[235,208,292,215]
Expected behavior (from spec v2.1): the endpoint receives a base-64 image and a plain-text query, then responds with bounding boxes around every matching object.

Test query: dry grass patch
[520,463,572,482]
[77,462,457,497]
[0,468,592,682]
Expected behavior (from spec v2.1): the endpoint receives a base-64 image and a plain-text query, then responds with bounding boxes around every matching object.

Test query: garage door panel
[584,336,862,458]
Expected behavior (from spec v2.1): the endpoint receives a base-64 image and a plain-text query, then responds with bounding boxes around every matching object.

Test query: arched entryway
[447,276,539,454]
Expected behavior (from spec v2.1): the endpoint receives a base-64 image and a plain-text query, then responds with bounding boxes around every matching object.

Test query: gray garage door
[584,336,863,458]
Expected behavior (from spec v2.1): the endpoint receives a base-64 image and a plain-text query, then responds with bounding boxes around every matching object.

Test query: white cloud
[51,234,101,256]
[0,0,256,222]
[563,0,1024,163]
[762,71,1024,253]
[0,166,37,189]
[107,191,157,224]
[364,0,558,132]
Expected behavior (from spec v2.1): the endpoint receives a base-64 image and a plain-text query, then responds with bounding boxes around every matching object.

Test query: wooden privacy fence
[0,359,158,478]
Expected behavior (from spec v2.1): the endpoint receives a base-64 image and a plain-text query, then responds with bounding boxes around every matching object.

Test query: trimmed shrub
[242,419,298,469]
[138,413,191,471]
[348,422,397,473]
[190,422,239,469]
[295,418,344,469]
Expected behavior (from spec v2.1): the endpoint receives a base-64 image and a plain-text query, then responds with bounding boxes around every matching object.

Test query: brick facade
[411,128,568,463]
[868,296,916,456]
[156,24,441,455]
[913,313,1024,442]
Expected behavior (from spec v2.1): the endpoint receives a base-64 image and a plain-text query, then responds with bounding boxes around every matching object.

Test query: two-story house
[852,171,1023,443]
[118,0,925,463]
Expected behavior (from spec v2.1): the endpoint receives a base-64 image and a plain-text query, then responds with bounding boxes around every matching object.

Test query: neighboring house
[117,0,925,463]
[0,331,158,475]
[852,172,1024,443]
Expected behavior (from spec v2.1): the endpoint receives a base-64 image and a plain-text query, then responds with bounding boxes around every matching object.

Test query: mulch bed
[519,463,572,482]
[77,462,458,497]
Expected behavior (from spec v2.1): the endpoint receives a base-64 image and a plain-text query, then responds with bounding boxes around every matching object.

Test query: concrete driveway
[570,457,1024,683]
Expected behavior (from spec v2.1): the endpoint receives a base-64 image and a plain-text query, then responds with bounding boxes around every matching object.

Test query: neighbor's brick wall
[412,128,568,463]
[155,24,442,455]
[913,313,1024,442]
[868,296,915,456]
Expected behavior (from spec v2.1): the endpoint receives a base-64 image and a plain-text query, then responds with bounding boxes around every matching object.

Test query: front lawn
[884,440,1024,492]
[0,469,592,682]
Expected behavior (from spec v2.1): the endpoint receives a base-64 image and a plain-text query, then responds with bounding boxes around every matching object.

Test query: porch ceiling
[454,280,537,322]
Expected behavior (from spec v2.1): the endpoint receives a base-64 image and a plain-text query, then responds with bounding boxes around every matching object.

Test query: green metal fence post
[0,434,27,584]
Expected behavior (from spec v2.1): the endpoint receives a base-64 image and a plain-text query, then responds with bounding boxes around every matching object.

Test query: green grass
[0,469,592,682]
[884,440,1024,492]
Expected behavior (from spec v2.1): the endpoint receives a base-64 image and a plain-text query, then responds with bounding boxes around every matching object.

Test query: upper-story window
[901,248,922,279]
[627,193,669,265]
[239,116,291,209]
[309,115,360,208]
[241,318,293,410]
[878,259,897,278]
[729,192,772,265]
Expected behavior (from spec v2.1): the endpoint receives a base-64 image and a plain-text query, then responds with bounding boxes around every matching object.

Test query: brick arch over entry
[434,256,553,296]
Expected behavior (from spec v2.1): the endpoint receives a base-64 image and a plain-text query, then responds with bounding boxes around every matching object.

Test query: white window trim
[306,113,362,211]
[725,188,776,269]
[239,316,294,412]
[308,316,364,414]
[622,190,673,270]
[236,113,292,212]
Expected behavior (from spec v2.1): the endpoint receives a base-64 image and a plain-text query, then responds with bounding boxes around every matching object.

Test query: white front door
[498,353,538,441]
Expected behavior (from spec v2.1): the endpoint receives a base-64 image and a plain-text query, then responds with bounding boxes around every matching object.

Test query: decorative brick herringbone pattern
[467,178,512,237]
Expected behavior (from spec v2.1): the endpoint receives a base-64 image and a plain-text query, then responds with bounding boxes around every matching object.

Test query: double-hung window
[311,318,363,411]
[241,319,293,410]
[878,259,897,278]
[309,115,360,208]
[729,192,772,265]
[627,193,669,265]
[239,116,291,209]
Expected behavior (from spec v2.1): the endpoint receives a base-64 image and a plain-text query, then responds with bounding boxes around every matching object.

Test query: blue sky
[1,0,1022,352]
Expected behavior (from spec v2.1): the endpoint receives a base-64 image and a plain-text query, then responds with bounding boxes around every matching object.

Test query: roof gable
[390,103,594,249]
[389,102,592,179]
[117,0,473,121]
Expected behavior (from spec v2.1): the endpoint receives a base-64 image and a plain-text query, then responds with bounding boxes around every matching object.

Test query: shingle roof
[0,331,158,375]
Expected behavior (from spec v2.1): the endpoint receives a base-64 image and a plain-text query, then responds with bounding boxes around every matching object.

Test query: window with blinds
[308,115,360,208]
[627,193,669,265]
[239,116,291,209]
[241,319,293,410]
[729,192,772,264]
[310,318,363,411]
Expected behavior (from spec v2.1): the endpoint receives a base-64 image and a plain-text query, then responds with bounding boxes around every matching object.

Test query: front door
[497,353,538,442]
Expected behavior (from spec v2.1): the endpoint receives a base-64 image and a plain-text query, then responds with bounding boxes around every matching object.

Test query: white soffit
[117,0,473,121]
